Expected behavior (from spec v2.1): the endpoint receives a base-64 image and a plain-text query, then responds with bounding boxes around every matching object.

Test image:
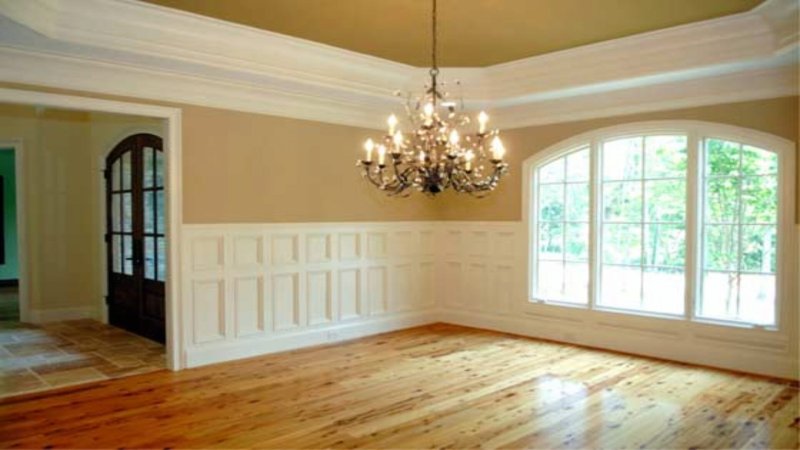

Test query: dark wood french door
[105,134,166,343]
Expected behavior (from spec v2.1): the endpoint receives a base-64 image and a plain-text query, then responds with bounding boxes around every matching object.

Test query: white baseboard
[441,309,797,380]
[184,309,439,368]
[28,306,97,324]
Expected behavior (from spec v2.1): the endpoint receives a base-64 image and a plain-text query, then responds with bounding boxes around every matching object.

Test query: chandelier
[357,0,508,197]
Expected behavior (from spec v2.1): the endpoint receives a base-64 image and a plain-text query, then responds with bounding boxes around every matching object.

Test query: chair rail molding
[0,0,797,129]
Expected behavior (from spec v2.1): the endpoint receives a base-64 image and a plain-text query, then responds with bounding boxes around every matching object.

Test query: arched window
[526,122,795,328]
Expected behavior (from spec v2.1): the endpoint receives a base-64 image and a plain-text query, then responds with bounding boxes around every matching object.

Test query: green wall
[0,149,17,280]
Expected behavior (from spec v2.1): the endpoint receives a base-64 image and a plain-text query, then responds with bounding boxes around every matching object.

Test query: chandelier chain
[431,0,438,73]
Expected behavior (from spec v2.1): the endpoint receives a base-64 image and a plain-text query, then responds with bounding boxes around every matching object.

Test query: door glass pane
[602,224,641,265]
[741,145,777,175]
[157,237,166,281]
[145,236,155,280]
[112,235,121,273]
[741,225,776,273]
[644,224,685,268]
[144,147,155,188]
[703,225,738,271]
[739,274,775,325]
[741,176,777,224]
[121,151,132,190]
[111,159,121,191]
[563,262,588,303]
[536,261,564,300]
[539,222,563,260]
[155,150,164,187]
[122,193,133,233]
[539,158,564,183]
[705,178,739,223]
[144,191,155,234]
[156,190,165,234]
[123,235,133,275]
[111,194,121,232]
[565,223,589,261]
[565,183,589,221]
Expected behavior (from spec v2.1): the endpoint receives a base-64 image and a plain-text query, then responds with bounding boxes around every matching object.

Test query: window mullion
[685,131,701,321]
[588,138,601,310]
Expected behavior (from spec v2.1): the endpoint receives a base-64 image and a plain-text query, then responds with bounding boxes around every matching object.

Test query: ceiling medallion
[357,0,508,197]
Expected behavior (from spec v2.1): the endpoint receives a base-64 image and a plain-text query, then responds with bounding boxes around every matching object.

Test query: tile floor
[0,319,166,398]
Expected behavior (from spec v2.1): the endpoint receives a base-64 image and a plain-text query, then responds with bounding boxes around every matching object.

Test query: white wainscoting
[181,222,439,367]
[182,221,797,379]
[436,222,798,380]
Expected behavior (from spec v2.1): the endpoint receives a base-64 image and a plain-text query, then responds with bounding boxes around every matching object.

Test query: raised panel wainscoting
[181,222,797,379]
[181,223,439,368]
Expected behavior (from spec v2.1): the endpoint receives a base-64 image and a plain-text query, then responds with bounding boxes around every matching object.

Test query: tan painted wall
[182,107,437,223]
[0,105,93,311]
[437,96,799,222]
[0,104,163,314]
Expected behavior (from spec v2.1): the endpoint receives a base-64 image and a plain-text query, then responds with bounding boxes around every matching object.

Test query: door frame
[0,140,27,323]
[0,87,184,371]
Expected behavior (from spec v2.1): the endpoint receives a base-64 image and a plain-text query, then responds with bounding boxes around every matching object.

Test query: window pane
[642,268,684,315]
[539,157,564,183]
[156,190,165,234]
[565,183,588,221]
[700,271,739,319]
[566,148,589,182]
[144,191,155,234]
[741,225,776,273]
[603,137,642,180]
[145,236,155,280]
[539,222,563,260]
[111,194,121,232]
[122,193,132,233]
[644,224,684,268]
[111,159,121,191]
[705,139,740,177]
[121,151,132,190]
[739,274,775,325]
[703,225,738,271]
[157,237,167,281]
[143,147,155,188]
[563,262,588,304]
[741,176,777,224]
[565,223,589,261]
[645,180,685,223]
[645,135,687,178]
[123,235,133,275]
[536,261,564,300]
[741,145,777,175]
[155,150,165,187]
[539,184,564,222]
[111,235,121,273]
[603,181,641,222]
[600,265,641,309]
[602,224,641,265]
[705,178,739,223]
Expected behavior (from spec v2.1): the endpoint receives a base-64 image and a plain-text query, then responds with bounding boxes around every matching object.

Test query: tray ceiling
[140,0,764,67]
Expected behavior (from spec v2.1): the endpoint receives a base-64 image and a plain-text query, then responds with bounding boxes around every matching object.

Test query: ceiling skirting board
[0,0,797,129]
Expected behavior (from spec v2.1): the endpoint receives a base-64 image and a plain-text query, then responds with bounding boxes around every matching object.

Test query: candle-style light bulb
[393,130,403,147]
[449,129,460,146]
[491,136,506,160]
[419,151,425,163]
[377,144,387,165]
[387,114,398,135]
[464,150,475,171]
[363,138,374,162]
[423,102,434,118]
[478,111,489,134]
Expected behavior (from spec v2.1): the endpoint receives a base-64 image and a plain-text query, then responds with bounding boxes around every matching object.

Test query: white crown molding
[0,0,797,130]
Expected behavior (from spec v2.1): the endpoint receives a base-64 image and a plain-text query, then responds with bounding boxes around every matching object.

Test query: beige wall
[437,96,799,222]
[0,84,795,225]
[0,104,162,314]
[182,107,437,223]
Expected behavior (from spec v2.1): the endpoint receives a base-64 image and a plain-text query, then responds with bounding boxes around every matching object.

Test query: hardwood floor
[1,324,797,449]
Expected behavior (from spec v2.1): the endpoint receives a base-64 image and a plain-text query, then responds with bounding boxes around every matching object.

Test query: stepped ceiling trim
[0,0,796,129]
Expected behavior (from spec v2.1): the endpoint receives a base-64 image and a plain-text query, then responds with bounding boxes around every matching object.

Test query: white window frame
[523,121,796,331]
